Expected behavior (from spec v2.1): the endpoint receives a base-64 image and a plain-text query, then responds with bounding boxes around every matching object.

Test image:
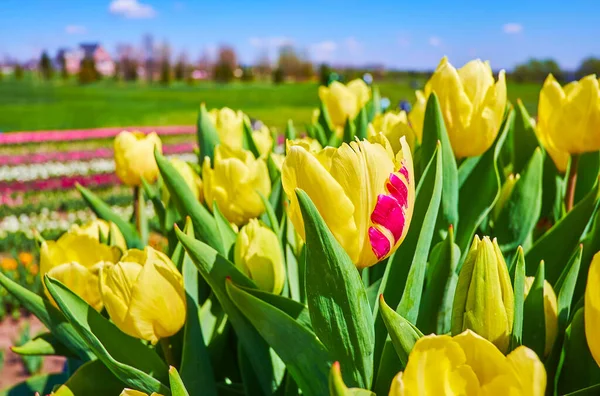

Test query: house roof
[80,43,100,59]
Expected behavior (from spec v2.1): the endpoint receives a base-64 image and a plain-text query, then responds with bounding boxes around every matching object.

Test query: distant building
[55,43,115,76]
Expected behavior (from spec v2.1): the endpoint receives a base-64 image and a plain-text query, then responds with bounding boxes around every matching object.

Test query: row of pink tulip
[0,142,195,166]
[0,125,195,145]
[0,173,120,194]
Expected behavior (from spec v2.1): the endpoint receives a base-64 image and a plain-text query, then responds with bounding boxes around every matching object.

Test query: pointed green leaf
[44,277,170,395]
[368,86,381,121]
[494,148,544,251]
[513,99,540,174]
[354,107,369,140]
[296,189,374,389]
[11,332,77,358]
[155,149,223,254]
[329,362,376,396]
[555,245,583,333]
[259,191,280,236]
[522,261,546,358]
[313,123,329,147]
[197,103,220,163]
[76,183,142,249]
[267,153,281,184]
[455,109,511,255]
[525,181,599,283]
[343,114,356,143]
[379,295,423,366]
[285,119,296,140]
[420,93,459,229]
[0,272,94,361]
[227,280,330,396]
[175,228,282,395]
[243,117,262,158]
[509,247,526,351]
[318,101,335,140]
[169,366,190,396]
[574,152,600,205]
[52,360,127,396]
[212,201,237,258]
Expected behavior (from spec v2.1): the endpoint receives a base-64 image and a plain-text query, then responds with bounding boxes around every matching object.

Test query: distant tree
[160,57,172,85]
[14,64,24,80]
[241,66,254,82]
[299,61,314,80]
[174,58,186,81]
[113,61,121,81]
[58,52,68,80]
[254,50,272,79]
[319,63,333,86]
[277,45,301,80]
[512,58,564,84]
[121,56,138,82]
[272,67,284,84]
[79,57,99,84]
[576,57,600,79]
[39,51,54,80]
[214,45,237,83]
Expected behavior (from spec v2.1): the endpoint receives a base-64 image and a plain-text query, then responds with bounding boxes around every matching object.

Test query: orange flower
[1,258,18,271]
[28,264,39,276]
[18,252,34,268]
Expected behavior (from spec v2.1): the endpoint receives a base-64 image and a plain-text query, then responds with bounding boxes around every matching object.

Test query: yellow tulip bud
[162,158,203,205]
[524,277,558,357]
[203,145,271,226]
[492,174,520,222]
[99,247,186,344]
[285,137,322,154]
[537,74,600,173]
[389,330,546,396]
[208,107,245,149]
[585,252,600,367]
[409,57,507,158]
[368,111,417,153]
[452,236,514,352]
[318,79,371,127]
[253,125,274,157]
[41,231,121,311]
[282,134,415,269]
[114,131,162,186]
[234,219,286,294]
[69,219,127,252]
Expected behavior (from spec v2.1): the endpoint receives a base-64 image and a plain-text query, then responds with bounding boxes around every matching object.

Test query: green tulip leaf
[76,183,143,249]
[0,373,68,396]
[197,103,220,163]
[509,247,526,351]
[555,245,583,333]
[318,101,335,140]
[329,362,376,396]
[44,276,170,395]
[574,152,600,205]
[512,99,540,174]
[285,119,296,140]
[343,115,357,143]
[168,366,190,396]
[227,280,331,396]
[243,117,262,158]
[379,295,423,366]
[212,201,237,258]
[11,332,77,358]
[522,261,546,359]
[354,107,369,140]
[0,272,94,361]
[296,188,374,389]
[52,360,127,396]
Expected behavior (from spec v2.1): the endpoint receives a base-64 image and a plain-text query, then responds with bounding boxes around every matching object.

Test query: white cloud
[109,0,156,19]
[429,36,441,47]
[503,23,523,34]
[65,25,86,34]
[344,37,362,55]
[249,36,294,49]
[310,40,337,63]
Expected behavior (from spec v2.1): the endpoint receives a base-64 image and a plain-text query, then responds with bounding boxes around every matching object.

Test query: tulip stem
[565,154,579,212]
[159,338,177,368]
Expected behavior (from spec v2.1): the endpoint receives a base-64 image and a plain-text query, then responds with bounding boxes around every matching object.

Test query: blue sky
[1,0,598,70]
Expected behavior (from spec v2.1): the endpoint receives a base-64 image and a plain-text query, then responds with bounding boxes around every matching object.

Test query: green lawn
[0,77,542,133]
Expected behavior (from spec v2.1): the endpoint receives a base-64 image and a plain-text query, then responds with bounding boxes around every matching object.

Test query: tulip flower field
[1,57,600,396]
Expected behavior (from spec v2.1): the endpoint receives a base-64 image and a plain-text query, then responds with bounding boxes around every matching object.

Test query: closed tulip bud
[282,134,415,269]
[203,145,271,226]
[162,158,203,205]
[114,131,162,186]
[208,107,245,149]
[368,111,417,153]
[253,125,274,156]
[452,236,514,352]
[524,277,558,357]
[99,247,186,344]
[319,79,371,127]
[69,219,127,252]
[492,174,520,222]
[234,219,285,294]
[389,330,545,396]
[41,231,121,311]
[537,74,600,173]
[409,57,507,158]
[585,252,600,367]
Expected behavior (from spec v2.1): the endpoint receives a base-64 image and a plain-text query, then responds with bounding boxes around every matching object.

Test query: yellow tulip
[452,236,514,352]
[270,152,286,171]
[285,137,322,154]
[282,134,415,269]
[69,219,127,252]
[318,79,371,127]
[389,330,545,396]
[114,131,162,186]
[41,231,121,311]
[119,390,163,396]
[253,125,274,156]
[585,251,600,367]
[537,74,600,172]
[208,107,245,150]
[234,219,286,294]
[162,158,203,205]
[524,277,558,356]
[99,247,186,344]
[368,111,417,153]
[203,145,271,226]
[409,57,507,158]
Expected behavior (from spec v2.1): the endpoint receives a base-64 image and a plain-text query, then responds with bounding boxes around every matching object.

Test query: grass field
[0,77,542,133]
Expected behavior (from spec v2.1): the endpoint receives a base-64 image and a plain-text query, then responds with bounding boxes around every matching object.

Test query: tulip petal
[99,261,143,327]
[48,262,104,311]
[506,346,546,396]
[457,59,495,107]
[585,252,600,367]
[282,145,359,262]
[537,74,570,172]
